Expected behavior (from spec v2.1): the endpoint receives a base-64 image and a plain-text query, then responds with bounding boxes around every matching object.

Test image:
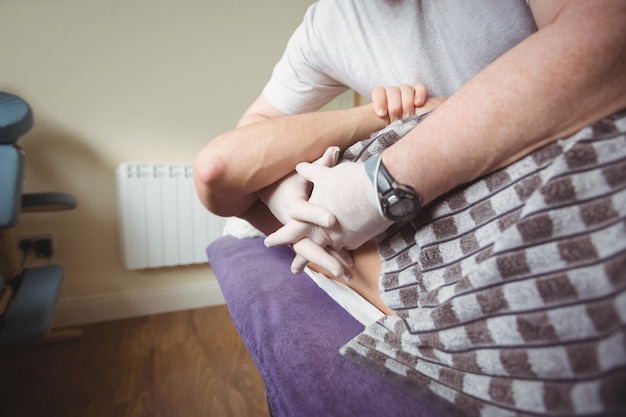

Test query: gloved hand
[257,146,339,226]
[258,146,353,277]
[264,159,394,277]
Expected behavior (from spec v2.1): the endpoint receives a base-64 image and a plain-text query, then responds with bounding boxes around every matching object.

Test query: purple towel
[207,236,448,417]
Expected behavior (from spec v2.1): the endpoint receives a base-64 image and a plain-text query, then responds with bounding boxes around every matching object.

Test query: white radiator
[116,163,226,270]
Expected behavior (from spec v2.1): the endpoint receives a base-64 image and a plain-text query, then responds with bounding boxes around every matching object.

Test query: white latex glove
[258,146,353,277]
[264,160,393,277]
[257,146,339,226]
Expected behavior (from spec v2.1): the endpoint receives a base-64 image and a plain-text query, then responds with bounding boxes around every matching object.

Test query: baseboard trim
[53,281,225,328]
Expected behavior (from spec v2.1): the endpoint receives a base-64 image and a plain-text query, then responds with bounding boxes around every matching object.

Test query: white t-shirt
[263,0,537,115]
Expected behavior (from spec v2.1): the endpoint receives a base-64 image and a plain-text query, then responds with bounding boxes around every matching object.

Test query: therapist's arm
[229,90,433,235]
[382,0,626,206]
[193,103,389,218]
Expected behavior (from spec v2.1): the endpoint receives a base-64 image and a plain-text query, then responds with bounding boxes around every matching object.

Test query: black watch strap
[364,154,422,222]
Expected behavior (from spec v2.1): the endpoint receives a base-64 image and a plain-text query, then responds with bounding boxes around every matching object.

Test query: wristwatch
[364,154,423,222]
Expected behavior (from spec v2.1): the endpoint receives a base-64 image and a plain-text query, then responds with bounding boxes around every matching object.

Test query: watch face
[375,159,422,222]
[384,190,419,221]
[389,197,417,219]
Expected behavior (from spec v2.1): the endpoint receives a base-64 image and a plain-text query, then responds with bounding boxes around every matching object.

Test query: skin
[382,1,626,207]
[267,0,626,279]
[195,97,439,315]
[195,104,389,219]
[196,0,626,315]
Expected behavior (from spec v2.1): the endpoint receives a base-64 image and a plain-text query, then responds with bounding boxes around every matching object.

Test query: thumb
[295,162,326,182]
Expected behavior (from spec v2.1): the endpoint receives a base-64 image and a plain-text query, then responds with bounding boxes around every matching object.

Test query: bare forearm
[238,199,283,236]
[384,0,626,205]
[194,104,388,216]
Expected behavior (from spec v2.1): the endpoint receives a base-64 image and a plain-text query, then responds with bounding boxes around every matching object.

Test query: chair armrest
[21,192,77,213]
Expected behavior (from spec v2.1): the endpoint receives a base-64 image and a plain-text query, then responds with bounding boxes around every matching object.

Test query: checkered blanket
[339,111,626,416]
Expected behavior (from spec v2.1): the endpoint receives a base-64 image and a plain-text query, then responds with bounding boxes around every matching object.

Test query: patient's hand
[372,83,429,122]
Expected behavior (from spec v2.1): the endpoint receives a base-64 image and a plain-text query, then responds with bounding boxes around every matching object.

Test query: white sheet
[222,217,385,326]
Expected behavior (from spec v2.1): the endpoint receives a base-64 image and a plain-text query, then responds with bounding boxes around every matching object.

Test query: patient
[194,96,444,316]
[196,91,626,417]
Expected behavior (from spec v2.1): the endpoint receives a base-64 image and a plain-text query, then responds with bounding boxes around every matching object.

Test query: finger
[413,83,428,107]
[335,247,354,268]
[371,86,388,119]
[295,238,353,274]
[264,220,310,248]
[313,146,340,167]
[288,200,335,227]
[400,84,416,117]
[320,247,353,282]
[291,249,352,274]
[294,161,326,182]
[291,239,345,277]
[386,86,402,122]
[290,254,310,274]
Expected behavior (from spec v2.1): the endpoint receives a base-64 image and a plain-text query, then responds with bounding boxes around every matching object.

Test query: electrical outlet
[17,233,56,258]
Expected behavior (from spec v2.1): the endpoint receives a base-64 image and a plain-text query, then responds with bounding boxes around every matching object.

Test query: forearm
[384,0,626,205]
[194,104,387,217]
[238,199,283,236]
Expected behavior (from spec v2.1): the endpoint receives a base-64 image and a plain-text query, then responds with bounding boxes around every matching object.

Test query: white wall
[0,0,316,326]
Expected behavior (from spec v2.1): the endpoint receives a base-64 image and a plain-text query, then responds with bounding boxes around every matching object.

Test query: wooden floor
[0,305,270,417]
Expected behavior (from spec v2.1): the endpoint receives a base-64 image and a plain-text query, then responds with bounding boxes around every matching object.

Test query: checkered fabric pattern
[339,111,626,416]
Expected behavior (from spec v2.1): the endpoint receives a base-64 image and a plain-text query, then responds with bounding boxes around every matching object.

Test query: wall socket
[17,233,55,258]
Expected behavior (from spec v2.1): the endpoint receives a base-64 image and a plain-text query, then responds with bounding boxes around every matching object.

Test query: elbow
[193,150,230,216]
